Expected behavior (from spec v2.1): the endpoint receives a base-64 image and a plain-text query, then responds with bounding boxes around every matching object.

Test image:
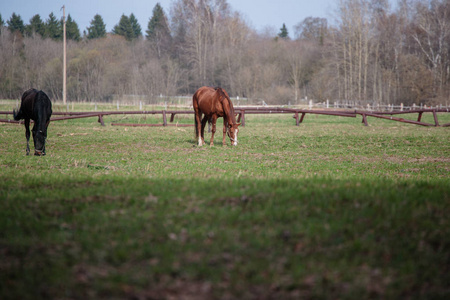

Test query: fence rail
[1,107,449,127]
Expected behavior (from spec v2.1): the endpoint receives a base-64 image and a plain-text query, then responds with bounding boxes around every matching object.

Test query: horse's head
[227,123,241,146]
[33,129,46,156]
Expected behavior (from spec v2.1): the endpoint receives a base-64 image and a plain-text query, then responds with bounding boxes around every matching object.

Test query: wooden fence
[1,107,449,127]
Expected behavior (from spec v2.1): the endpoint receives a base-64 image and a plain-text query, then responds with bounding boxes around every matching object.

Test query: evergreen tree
[66,14,81,41]
[113,14,134,41]
[45,12,62,40]
[129,13,142,39]
[146,3,171,40]
[7,13,25,35]
[0,14,5,27]
[147,3,172,57]
[25,14,45,37]
[87,14,106,39]
[278,23,289,39]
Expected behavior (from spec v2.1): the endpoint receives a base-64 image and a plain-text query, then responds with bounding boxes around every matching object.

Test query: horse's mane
[215,87,236,124]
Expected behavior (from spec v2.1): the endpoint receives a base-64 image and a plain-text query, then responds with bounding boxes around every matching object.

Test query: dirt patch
[406,157,450,163]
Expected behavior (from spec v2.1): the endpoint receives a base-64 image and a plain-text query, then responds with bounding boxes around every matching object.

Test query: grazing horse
[13,89,52,156]
[193,86,241,146]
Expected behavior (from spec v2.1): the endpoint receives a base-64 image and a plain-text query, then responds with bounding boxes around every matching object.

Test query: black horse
[13,89,52,156]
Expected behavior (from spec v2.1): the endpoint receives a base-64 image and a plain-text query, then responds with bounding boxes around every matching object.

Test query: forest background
[1,0,449,106]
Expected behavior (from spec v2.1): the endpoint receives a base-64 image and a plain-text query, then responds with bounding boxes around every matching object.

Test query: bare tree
[410,0,450,101]
[294,17,328,45]
[0,29,24,98]
[282,40,319,102]
[22,35,60,89]
[219,11,253,96]
[170,0,231,89]
[333,0,373,101]
[1,0,450,106]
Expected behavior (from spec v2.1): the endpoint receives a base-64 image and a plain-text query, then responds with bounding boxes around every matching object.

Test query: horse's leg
[32,122,37,154]
[195,112,203,146]
[201,116,208,146]
[43,120,50,155]
[210,115,218,146]
[25,119,31,155]
[222,119,228,146]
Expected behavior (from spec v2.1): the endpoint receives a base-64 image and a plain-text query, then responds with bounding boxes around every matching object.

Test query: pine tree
[25,14,45,37]
[7,13,25,35]
[146,3,170,39]
[87,14,106,39]
[278,23,289,39]
[45,12,62,40]
[129,13,142,39]
[146,3,172,56]
[66,14,81,41]
[0,14,5,27]
[113,14,134,41]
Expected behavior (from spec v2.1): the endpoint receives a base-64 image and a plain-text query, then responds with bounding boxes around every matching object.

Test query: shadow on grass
[1,176,449,299]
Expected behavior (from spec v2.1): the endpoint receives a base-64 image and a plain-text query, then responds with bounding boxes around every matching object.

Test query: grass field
[1,105,449,299]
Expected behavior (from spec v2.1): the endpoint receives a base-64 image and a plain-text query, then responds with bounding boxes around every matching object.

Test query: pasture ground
[1,103,449,299]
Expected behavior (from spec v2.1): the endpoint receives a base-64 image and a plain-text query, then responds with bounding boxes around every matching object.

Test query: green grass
[1,108,449,299]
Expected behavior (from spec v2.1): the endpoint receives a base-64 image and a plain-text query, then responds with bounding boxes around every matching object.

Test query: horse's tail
[193,91,199,138]
[14,88,38,120]
[194,115,199,138]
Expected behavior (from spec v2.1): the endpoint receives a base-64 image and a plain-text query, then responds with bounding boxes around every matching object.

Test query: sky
[0,0,335,37]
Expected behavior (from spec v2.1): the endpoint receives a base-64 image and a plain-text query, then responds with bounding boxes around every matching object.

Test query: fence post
[300,112,306,124]
[98,114,105,126]
[433,110,440,126]
[239,110,246,127]
[162,111,167,126]
[361,114,368,126]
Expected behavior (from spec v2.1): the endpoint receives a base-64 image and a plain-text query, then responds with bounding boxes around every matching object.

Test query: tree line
[1,0,449,106]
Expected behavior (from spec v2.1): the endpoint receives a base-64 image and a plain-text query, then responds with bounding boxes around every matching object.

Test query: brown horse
[193,86,241,146]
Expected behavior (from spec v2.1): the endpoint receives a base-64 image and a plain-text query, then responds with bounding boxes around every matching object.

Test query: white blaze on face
[233,129,238,146]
